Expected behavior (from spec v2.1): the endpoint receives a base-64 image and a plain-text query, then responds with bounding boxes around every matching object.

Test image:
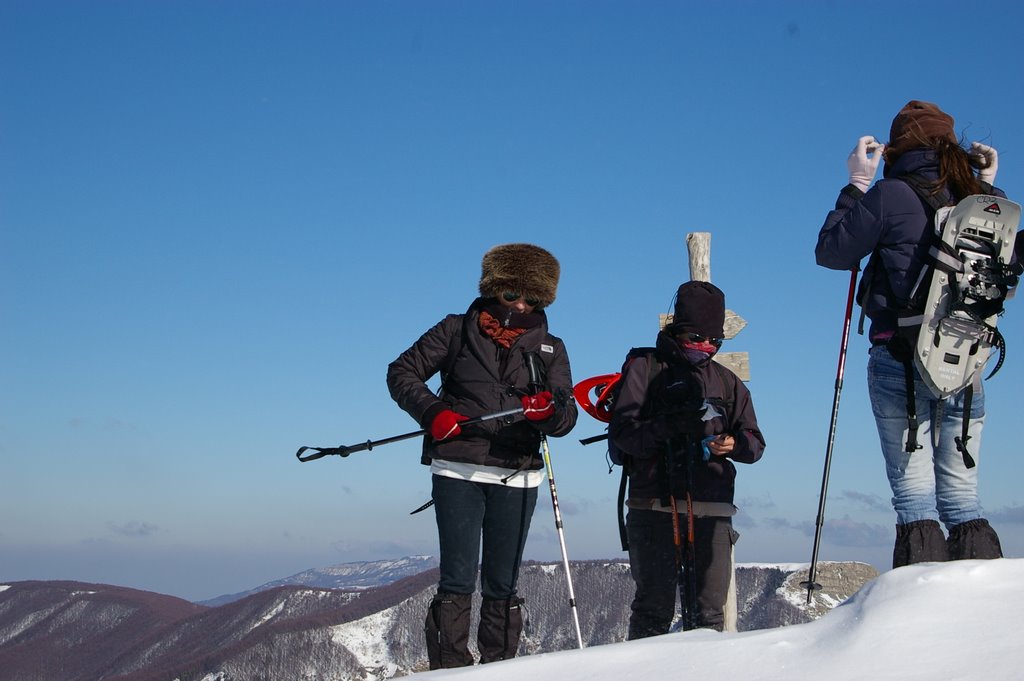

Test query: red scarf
[479,310,528,349]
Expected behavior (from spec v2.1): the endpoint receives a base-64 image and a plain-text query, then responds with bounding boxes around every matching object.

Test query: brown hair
[934,138,983,202]
[884,100,985,201]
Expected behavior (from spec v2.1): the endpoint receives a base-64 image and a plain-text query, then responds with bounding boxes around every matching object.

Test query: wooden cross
[658,232,751,381]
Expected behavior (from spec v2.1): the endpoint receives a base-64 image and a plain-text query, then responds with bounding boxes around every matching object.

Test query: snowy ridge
[0,559,877,680]
[431,560,1024,681]
[330,609,400,672]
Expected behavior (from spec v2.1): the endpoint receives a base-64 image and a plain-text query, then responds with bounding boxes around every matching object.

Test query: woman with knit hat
[608,280,765,635]
[816,100,1009,566]
[387,243,577,668]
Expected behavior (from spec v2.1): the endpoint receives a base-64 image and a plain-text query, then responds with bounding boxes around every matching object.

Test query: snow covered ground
[421,559,1023,681]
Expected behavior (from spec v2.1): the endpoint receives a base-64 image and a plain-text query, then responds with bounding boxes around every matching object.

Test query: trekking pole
[295,406,524,462]
[666,440,699,631]
[802,270,858,604]
[682,446,699,631]
[524,352,585,650]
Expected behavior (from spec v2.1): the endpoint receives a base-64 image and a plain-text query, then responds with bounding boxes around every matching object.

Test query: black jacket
[607,332,764,504]
[387,298,577,470]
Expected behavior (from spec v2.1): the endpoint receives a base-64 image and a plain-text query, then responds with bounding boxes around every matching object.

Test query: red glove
[521,391,555,421]
[430,409,469,441]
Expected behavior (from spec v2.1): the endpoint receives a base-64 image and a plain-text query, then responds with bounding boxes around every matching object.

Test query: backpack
[574,346,734,550]
[889,177,1021,465]
[574,346,662,462]
[572,347,659,550]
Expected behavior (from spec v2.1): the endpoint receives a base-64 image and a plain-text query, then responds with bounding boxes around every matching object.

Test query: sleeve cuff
[420,402,448,429]
[841,183,865,200]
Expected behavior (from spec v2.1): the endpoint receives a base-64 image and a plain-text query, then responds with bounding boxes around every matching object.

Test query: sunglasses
[678,332,723,348]
[502,291,541,307]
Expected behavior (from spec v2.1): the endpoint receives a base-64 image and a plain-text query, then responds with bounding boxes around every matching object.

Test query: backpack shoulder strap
[627,346,663,415]
[626,345,658,363]
[900,173,954,212]
[439,315,468,391]
[619,346,661,391]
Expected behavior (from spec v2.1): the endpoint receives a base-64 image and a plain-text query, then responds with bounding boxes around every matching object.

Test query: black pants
[426,475,537,668]
[432,474,538,599]
[626,508,737,637]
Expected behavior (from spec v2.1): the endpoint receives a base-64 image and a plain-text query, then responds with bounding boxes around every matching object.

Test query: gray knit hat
[478,243,560,308]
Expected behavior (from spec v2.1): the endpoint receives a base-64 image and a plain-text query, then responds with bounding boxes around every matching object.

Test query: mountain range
[0,558,877,681]
[198,555,441,607]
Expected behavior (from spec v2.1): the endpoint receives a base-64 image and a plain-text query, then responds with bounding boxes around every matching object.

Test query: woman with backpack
[387,243,577,668]
[815,100,1009,566]
[608,280,765,635]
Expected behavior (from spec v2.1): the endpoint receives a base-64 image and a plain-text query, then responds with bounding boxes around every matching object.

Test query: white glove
[847,136,885,192]
[970,142,998,185]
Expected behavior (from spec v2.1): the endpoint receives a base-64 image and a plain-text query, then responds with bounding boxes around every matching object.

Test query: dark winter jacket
[607,332,764,505]
[815,148,1008,341]
[387,297,577,471]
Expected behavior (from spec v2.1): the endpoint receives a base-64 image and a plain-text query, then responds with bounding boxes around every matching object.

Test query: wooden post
[687,232,711,282]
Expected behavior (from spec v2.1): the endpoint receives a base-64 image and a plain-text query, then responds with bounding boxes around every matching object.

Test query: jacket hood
[883,148,940,180]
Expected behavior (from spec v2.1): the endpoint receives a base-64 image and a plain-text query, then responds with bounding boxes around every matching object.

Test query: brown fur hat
[479,243,560,308]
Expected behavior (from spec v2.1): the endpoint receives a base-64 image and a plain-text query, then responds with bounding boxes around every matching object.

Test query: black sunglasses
[677,332,723,347]
[502,291,541,307]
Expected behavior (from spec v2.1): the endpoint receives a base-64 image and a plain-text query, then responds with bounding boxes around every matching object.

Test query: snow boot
[425,592,474,669]
[892,519,949,568]
[947,518,1003,560]
[477,596,524,664]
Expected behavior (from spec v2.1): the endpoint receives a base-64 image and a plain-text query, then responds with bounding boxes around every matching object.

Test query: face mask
[679,339,719,365]
[682,347,713,365]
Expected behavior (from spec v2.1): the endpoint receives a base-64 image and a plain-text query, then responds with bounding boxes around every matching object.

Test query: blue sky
[3,0,1024,602]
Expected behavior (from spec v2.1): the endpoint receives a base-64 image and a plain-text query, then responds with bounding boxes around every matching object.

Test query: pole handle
[524,351,545,394]
[295,407,524,463]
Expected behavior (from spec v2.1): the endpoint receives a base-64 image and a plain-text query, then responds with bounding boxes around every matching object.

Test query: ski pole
[802,270,858,604]
[295,406,524,462]
[665,439,699,631]
[524,352,584,650]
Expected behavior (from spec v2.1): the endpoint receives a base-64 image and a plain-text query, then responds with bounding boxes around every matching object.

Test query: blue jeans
[432,475,538,599]
[867,345,986,529]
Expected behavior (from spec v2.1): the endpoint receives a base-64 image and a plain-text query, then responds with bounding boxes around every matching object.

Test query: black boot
[947,519,1003,560]
[892,520,949,568]
[424,592,474,670]
[477,596,524,664]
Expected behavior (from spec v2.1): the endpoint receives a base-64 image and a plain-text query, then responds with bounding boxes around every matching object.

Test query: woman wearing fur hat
[816,100,1010,566]
[387,243,577,668]
[608,281,765,635]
